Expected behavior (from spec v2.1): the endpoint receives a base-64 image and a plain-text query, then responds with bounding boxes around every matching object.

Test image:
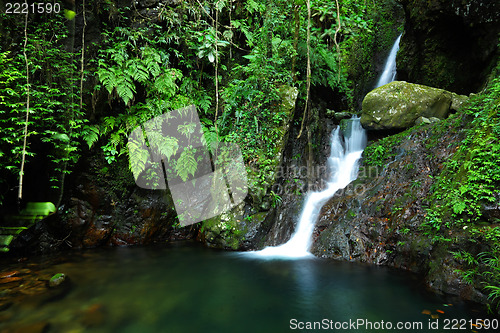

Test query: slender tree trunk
[18,7,30,205]
[80,0,86,110]
[56,2,80,207]
[265,5,273,60]
[297,0,311,139]
[214,1,220,135]
[307,123,314,187]
[334,0,341,83]
[291,3,300,82]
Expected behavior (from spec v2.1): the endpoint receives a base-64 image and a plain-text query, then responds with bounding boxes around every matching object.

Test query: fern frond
[146,132,179,160]
[154,74,177,99]
[133,63,149,83]
[82,125,100,148]
[145,56,161,78]
[175,149,197,182]
[110,132,122,147]
[102,116,116,134]
[127,138,149,179]
[116,76,136,105]
[97,68,117,94]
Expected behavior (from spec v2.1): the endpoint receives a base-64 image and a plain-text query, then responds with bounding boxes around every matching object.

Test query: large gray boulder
[361,81,466,130]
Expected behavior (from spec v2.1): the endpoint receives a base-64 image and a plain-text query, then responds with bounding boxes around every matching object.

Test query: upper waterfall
[375,33,402,88]
[246,118,367,259]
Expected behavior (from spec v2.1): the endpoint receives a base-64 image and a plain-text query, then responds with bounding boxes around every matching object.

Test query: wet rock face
[10,155,197,255]
[251,110,337,249]
[196,85,302,250]
[60,156,198,249]
[311,119,488,303]
[397,0,500,94]
[361,81,467,130]
[482,192,500,224]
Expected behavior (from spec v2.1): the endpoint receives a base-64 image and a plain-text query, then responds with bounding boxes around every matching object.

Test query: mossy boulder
[361,81,458,130]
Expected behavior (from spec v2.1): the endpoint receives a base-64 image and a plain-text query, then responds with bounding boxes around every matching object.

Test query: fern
[146,132,179,160]
[144,53,161,78]
[178,122,197,139]
[109,46,128,64]
[97,67,117,94]
[154,69,182,99]
[201,126,219,151]
[110,132,122,147]
[127,138,150,179]
[198,93,212,113]
[115,75,136,105]
[175,149,197,182]
[82,125,100,148]
[101,116,116,134]
[245,0,263,14]
[133,62,149,83]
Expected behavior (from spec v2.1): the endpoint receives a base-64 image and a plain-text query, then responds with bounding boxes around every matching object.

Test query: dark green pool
[0,243,497,332]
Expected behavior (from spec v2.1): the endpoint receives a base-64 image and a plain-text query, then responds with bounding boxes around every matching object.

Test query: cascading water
[247,118,366,259]
[375,33,402,88]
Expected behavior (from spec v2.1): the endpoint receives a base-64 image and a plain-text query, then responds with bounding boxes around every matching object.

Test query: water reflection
[0,244,495,333]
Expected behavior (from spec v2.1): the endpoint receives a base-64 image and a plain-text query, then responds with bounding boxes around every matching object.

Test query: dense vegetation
[1,0,498,311]
[428,64,500,309]
[0,0,396,214]
[362,60,500,310]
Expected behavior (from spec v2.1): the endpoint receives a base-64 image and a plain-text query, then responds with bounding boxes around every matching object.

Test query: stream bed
[0,242,496,332]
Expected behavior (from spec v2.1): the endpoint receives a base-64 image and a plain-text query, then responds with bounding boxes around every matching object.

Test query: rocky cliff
[397,0,499,94]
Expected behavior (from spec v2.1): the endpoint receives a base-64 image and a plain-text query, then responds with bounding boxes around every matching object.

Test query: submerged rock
[361,81,461,130]
[48,273,67,288]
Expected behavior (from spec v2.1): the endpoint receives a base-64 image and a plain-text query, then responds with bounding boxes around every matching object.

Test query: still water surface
[0,242,495,332]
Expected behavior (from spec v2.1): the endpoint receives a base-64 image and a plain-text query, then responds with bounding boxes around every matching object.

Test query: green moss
[363,123,425,167]
[422,62,500,309]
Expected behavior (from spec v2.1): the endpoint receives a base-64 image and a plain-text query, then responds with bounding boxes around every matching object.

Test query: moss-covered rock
[312,113,494,304]
[49,273,67,288]
[361,81,462,130]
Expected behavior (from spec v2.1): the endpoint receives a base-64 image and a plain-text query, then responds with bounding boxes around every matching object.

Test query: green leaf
[175,149,197,182]
[83,125,100,148]
[64,10,76,20]
[127,138,150,179]
[452,201,467,215]
[116,76,136,105]
[146,132,179,160]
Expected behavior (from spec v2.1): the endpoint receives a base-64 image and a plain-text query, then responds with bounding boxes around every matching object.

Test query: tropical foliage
[0,0,385,209]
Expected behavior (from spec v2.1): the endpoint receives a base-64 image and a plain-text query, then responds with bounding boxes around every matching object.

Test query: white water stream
[375,33,402,88]
[247,118,366,259]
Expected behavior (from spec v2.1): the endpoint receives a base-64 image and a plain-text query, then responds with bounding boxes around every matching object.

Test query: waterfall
[375,33,402,88]
[247,118,366,259]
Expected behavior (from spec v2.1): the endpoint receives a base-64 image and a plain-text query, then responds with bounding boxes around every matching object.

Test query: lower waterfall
[247,118,367,259]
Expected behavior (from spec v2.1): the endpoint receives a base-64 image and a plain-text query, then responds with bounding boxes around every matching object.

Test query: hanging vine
[18,4,30,204]
[334,0,341,83]
[297,0,311,140]
[214,0,220,135]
